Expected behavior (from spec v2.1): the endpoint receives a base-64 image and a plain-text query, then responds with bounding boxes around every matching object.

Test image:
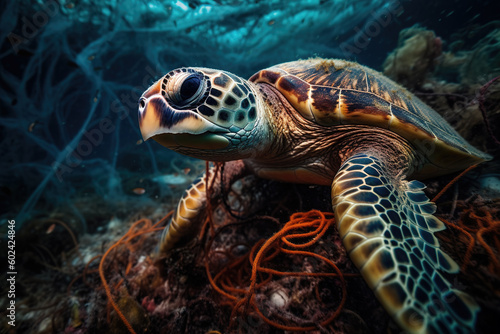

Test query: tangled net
[82,213,170,334]
[99,215,170,334]
[430,165,500,284]
[441,201,500,276]
[193,162,356,331]
[90,161,500,333]
[204,210,353,331]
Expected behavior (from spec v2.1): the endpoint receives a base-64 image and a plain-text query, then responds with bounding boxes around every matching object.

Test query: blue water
[0,0,498,228]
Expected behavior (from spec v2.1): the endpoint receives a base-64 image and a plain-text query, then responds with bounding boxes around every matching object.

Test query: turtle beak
[138,80,229,150]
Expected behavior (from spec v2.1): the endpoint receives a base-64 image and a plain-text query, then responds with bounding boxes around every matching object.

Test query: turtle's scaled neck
[249,83,421,183]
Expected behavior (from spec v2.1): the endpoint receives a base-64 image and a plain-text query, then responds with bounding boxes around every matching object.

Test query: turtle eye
[180,76,201,101]
[165,72,206,107]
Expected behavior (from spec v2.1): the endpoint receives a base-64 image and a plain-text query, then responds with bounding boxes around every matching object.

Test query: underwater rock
[383,25,443,89]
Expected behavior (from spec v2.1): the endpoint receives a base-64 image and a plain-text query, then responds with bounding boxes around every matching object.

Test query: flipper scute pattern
[158,170,212,255]
[332,154,478,333]
[158,161,248,255]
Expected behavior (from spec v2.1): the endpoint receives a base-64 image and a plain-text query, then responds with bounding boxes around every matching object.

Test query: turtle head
[138,67,262,160]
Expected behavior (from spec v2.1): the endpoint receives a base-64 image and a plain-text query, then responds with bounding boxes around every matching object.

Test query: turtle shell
[250,58,491,178]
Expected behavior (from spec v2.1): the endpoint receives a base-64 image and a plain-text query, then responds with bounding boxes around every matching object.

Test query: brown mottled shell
[249,58,490,177]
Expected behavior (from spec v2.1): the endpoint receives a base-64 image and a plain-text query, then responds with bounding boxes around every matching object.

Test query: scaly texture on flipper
[332,154,479,333]
[158,160,249,255]
[158,169,213,255]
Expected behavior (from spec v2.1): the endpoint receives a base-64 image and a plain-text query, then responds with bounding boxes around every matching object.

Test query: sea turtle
[138,58,491,333]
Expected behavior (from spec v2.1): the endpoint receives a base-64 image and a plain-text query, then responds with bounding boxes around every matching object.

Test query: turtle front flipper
[332,153,479,333]
[158,160,248,256]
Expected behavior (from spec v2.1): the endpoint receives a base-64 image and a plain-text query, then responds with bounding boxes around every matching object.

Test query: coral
[383,25,443,89]
[381,24,500,159]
